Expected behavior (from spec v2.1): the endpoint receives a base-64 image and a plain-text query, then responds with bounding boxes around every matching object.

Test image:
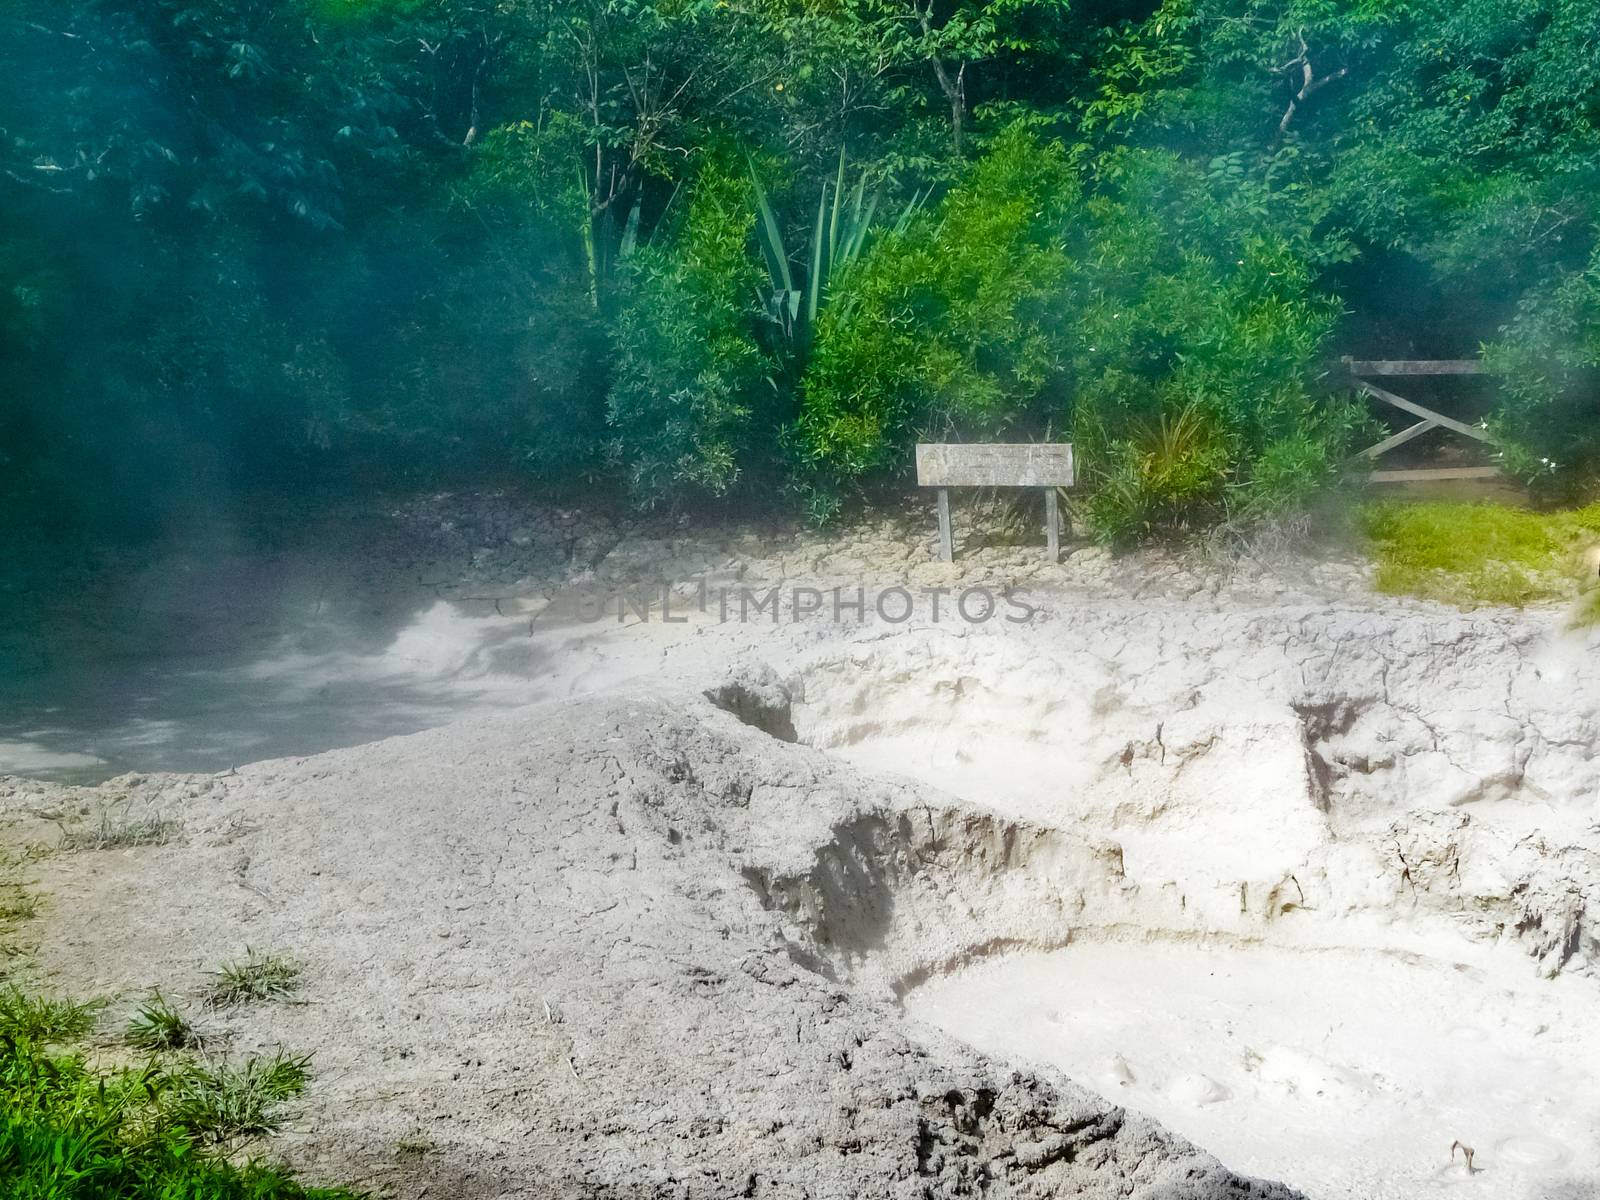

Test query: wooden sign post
[915,443,1075,563]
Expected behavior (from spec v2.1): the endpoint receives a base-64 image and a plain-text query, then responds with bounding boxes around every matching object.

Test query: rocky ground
[2,492,1598,1199]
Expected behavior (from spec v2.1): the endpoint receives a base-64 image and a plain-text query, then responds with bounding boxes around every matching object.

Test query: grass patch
[125,993,200,1053]
[0,850,42,953]
[0,987,102,1043]
[0,887,38,926]
[1361,500,1600,609]
[0,873,356,1197]
[0,1035,359,1198]
[208,951,302,1009]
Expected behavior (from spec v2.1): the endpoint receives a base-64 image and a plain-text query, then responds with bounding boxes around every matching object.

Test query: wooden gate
[1342,357,1499,483]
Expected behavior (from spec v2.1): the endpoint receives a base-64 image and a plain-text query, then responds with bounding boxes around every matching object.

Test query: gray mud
[3,495,1598,1198]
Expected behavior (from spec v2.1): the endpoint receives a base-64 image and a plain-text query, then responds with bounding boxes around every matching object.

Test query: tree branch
[1273,31,1347,138]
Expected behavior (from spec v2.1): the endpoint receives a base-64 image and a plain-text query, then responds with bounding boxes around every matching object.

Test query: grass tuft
[0,872,38,968]
[163,1050,313,1143]
[1361,500,1600,609]
[0,887,38,926]
[394,1134,437,1159]
[0,986,102,1043]
[126,992,200,1052]
[208,950,303,1008]
[58,808,179,852]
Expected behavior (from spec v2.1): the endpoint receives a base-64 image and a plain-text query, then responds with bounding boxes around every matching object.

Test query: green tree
[1484,247,1600,498]
[606,160,772,506]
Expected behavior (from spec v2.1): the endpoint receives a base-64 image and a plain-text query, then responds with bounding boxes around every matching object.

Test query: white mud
[906,941,1599,1200]
[761,608,1600,1199]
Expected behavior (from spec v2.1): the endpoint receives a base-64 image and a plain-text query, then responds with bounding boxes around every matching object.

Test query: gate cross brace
[1356,381,1491,446]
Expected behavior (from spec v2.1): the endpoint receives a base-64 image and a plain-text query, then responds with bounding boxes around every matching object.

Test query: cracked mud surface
[3,498,1599,1198]
[1,698,1302,1199]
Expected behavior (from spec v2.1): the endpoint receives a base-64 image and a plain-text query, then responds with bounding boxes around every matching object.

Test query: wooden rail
[1341,359,1485,376]
[1369,467,1501,483]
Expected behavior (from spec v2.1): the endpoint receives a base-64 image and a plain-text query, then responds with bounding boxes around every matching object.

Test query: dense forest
[3,0,1598,541]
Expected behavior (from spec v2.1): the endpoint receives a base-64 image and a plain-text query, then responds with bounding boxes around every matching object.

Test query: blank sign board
[915,443,1075,489]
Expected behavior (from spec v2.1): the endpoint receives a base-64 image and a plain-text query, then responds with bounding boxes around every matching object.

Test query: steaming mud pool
[769,626,1600,1199]
[906,940,1600,1199]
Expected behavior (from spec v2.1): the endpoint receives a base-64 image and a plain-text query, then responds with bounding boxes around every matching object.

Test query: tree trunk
[929,57,966,154]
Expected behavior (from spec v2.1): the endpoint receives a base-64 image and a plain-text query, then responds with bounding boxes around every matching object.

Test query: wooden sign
[915,442,1075,563]
[916,442,1075,489]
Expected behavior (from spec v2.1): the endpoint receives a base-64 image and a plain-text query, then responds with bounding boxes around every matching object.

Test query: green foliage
[1333,0,1600,284]
[6,0,1600,537]
[792,127,1075,512]
[0,1033,354,1198]
[1082,403,1232,544]
[749,151,925,350]
[1483,247,1600,498]
[1068,0,1600,523]
[0,880,344,1198]
[1361,500,1600,607]
[0,990,102,1045]
[1061,150,1364,541]
[468,118,593,240]
[163,1052,313,1143]
[207,953,303,1009]
[606,161,771,506]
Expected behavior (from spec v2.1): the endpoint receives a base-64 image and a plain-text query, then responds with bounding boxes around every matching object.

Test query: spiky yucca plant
[749,149,924,350]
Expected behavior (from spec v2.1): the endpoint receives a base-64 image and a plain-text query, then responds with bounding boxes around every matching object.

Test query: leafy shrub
[792,126,1076,515]
[1483,247,1600,499]
[790,135,1367,534]
[1067,152,1367,542]
[1081,402,1232,543]
[606,160,772,507]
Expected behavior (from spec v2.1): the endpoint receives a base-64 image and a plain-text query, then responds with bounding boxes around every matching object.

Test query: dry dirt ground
[2,495,1598,1199]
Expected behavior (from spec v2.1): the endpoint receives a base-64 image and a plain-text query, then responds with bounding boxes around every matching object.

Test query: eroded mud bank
[720,606,1600,1198]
